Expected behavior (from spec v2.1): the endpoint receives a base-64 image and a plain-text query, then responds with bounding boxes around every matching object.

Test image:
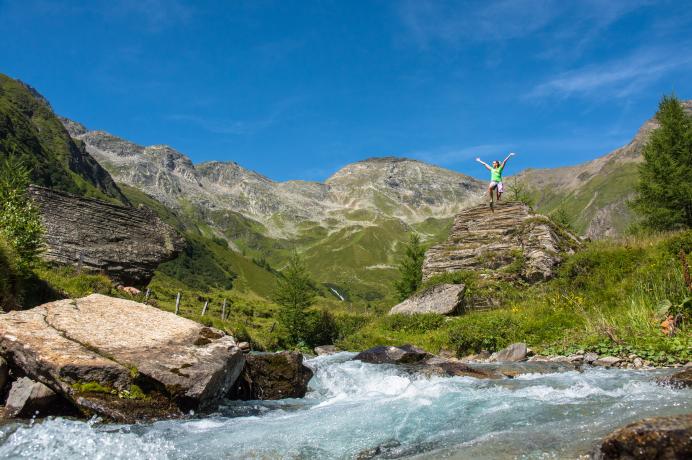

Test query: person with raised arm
[475,152,515,209]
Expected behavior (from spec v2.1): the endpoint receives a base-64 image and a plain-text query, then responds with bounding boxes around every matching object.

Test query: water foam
[0,355,688,460]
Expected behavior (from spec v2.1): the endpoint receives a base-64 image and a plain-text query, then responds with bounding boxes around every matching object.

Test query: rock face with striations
[0,294,245,423]
[29,185,185,286]
[422,201,581,283]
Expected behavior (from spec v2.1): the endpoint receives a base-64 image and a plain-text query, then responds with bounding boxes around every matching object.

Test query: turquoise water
[0,352,689,459]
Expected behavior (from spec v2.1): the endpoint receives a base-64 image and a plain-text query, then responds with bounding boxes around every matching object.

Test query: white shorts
[490,181,504,193]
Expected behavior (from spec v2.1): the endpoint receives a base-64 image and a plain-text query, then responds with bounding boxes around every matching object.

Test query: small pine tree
[550,207,575,232]
[507,177,535,207]
[632,95,692,230]
[273,251,316,345]
[393,233,426,301]
[0,155,44,273]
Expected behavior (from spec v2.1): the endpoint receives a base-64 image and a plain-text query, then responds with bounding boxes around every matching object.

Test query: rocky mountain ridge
[61,117,485,237]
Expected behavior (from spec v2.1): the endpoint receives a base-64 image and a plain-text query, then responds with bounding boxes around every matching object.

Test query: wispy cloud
[166,97,301,135]
[408,144,510,166]
[527,45,692,100]
[397,0,560,47]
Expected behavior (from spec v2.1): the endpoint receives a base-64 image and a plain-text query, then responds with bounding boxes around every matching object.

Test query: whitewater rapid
[0,352,689,459]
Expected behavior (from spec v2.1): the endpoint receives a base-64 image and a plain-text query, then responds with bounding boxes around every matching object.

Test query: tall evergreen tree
[273,251,316,345]
[632,95,692,230]
[393,233,426,301]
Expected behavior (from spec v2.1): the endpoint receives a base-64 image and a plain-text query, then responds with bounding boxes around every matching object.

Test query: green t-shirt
[491,166,503,182]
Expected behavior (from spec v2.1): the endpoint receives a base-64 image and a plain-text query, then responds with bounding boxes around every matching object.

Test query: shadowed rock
[3,377,73,418]
[593,414,692,459]
[28,186,185,286]
[228,351,313,400]
[0,294,244,422]
[389,283,465,316]
[658,368,692,389]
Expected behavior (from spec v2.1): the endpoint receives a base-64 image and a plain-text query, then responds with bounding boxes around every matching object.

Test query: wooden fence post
[174,292,181,315]
[144,288,150,301]
[221,299,227,320]
[201,300,209,316]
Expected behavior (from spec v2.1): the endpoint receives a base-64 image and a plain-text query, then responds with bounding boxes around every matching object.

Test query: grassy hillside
[0,74,126,203]
[334,230,691,364]
[528,162,639,236]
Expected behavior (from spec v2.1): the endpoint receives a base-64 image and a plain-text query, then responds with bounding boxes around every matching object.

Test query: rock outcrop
[423,201,580,283]
[389,283,465,315]
[228,351,313,400]
[0,294,244,422]
[3,377,74,418]
[594,414,692,459]
[29,186,185,286]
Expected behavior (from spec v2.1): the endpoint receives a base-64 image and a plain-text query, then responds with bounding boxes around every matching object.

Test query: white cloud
[408,144,510,166]
[527,45,692,99]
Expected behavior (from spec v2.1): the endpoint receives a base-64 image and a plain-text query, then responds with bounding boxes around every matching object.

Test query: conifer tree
[632,95,692,230]
[393,233,426,301]
[273,251,316,345]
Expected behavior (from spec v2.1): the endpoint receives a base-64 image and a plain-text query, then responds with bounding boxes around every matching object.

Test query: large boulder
[422,202,581,285]
[228,351,313,400]
[28,186,185,286]
[593,414,692,459]
[388,284,465,316]
[354,345,432,365]
[0,294,244,422]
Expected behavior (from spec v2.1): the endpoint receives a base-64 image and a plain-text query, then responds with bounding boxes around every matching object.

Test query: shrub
[382,313,445,333]
[0,156,44,273]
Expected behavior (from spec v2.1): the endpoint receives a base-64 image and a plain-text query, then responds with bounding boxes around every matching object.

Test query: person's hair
[492,160,500,166]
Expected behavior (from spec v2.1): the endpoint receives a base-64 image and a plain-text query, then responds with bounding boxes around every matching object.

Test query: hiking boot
[489,200,494,210]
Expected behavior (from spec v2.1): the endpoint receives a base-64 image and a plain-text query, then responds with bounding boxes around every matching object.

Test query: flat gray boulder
[389,284,465,315]
[0,294,244,422]
[490,343,528,362]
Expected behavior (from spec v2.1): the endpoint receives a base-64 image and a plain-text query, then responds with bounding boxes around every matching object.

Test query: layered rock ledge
[422,201,581,283]
[29,185,185,286]
[0,294,244,422]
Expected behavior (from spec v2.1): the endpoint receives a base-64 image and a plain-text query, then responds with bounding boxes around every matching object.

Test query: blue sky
[1,0,691,181]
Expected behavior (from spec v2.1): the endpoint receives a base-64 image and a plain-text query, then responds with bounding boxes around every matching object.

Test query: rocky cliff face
[60,118,485,237]
[29,185,185,286]
[423,201,581,283]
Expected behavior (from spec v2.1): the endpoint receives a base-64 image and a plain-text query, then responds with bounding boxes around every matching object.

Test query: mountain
[61,119,484,237]
[0,74,127,204]
[60,121,486,302]
[515,101,692,238]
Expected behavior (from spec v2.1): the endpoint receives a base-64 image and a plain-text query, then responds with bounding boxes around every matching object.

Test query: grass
[335,230,692,364]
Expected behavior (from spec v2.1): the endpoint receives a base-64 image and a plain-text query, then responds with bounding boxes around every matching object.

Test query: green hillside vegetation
[335,231,692,364]
[526,161,638,235]
[0,74,126,204]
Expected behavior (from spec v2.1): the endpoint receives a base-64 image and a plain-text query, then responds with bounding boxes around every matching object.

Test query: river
[0,352,689,459]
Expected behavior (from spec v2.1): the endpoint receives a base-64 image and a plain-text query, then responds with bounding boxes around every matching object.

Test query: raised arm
[475,157,491,171]
[501,152,516,169]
